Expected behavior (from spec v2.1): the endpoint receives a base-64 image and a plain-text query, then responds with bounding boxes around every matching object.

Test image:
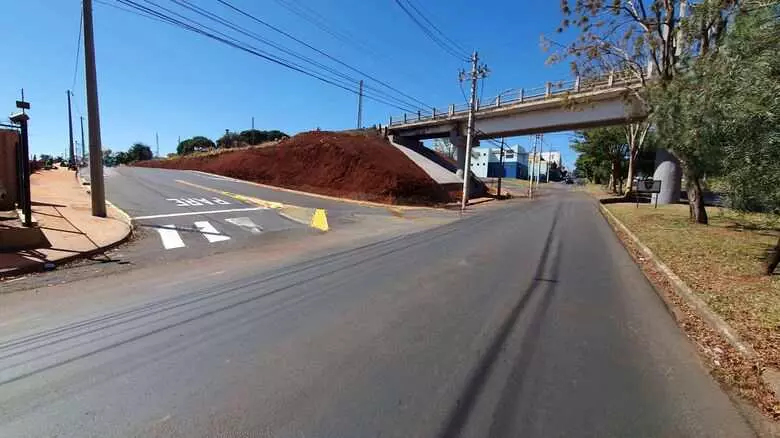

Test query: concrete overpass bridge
[386,72,647,180]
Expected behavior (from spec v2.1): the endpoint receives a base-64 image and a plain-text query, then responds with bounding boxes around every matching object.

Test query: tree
[549,0,744,220]
[102,149,114,167]
[176,136,215,155]
[115,151,130,165]
[238,129,288,145]
[432,138,455,159]
[651,2,779,224]
[571,127,629,193]
[127,143,154,162]
[217,132,241,149]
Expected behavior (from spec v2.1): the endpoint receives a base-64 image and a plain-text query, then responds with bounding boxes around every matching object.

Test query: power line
[111,0,419,112]
[185,0,426,111]
[215,0,433,111]
[272,0,377,57]
[71,7,84,92]
[394,0,469,61]
[403,0,469,55]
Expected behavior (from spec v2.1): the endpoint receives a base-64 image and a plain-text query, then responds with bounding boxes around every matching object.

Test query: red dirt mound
[136,131,453,205]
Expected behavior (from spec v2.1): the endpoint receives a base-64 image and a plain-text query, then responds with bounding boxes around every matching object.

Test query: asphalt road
[0,187,756,437]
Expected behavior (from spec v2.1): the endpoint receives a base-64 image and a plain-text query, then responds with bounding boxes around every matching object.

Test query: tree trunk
[609,161,621,193]
[767,236,780,275]
[624,152,636,197]
[687,176,708,224]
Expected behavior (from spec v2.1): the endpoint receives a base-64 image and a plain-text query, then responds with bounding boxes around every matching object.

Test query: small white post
[608,71,615,86]
[519,88,524,102]
[574,76,581,92]
[496,95,501,107]
[545,82,552,98]
[449,104,455,117]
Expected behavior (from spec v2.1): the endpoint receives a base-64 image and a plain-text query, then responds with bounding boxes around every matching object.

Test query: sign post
[635,178,663,208]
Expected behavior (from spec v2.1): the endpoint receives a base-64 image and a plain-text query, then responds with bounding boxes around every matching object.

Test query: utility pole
[356,79,364,129]
[83,0,106,217]
[528,136,536,199]
[155,132,160,158]
[534,134,543,187]
[66,91,75,168]
[80,116,86,164]
[458,51,489,210]
[546,149,551,183]
[497,138,505,199]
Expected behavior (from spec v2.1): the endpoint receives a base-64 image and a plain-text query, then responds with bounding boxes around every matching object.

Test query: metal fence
[388,71,639,127]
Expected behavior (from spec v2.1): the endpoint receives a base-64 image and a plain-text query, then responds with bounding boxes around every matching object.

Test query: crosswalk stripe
[156,225,185,250]
[225,217,263,234]
[194,221,231,243]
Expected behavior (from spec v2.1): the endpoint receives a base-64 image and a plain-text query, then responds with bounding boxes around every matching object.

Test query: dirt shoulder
[604,201,780,421]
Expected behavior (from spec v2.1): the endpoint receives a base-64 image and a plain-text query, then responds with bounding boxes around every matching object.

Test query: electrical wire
[393,0,469,61]
[111,0,419,113]
[403,0,469,56]
[272,0,377,57]
[215,0,433,111]
[171,0,421,111]
[71,7,84,92]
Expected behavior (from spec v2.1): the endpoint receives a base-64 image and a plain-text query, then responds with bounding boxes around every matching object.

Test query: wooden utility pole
[458,51,489,210]
[83,0,106,217]
[357,80,364,129]
[497,138,505,198]
[66,91,75,167]
[80,116,86,163]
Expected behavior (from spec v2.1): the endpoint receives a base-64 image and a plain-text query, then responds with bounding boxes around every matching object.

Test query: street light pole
[83,0,106,217]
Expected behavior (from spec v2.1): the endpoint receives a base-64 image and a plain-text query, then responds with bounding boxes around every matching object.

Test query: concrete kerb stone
[598,203,758,359]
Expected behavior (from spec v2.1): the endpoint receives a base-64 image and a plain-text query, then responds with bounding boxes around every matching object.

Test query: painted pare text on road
[167,197,231,207]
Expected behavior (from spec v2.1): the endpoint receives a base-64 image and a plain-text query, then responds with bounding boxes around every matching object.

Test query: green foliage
[571,127,628,190]
[127,143,154,162]
[217,132,241,149]
[238,129,288,145]
[652,5,780,213]
[177,136,215,155]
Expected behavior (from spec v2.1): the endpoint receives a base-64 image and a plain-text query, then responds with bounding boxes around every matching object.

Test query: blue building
[469,145,528,179]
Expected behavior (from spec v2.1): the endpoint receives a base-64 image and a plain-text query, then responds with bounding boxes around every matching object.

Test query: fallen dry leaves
[604,204,780,420]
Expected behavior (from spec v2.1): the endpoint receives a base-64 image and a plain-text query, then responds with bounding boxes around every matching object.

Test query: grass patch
[606,203,780,368]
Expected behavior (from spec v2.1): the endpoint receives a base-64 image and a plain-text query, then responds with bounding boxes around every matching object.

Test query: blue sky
[0,0,578,168]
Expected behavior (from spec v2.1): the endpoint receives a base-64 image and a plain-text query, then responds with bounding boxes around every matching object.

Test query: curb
[1,197,135,280]
[0,218,133,280]
[598,203,758,359]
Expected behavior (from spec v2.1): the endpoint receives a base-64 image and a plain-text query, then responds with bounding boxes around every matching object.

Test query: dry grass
[606,203,780,370]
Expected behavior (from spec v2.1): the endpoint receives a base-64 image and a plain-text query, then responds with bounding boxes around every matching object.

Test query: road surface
[0,185,756,437]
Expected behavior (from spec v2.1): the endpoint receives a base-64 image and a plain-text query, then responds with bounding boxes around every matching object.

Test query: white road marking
[167,197,230,207]
[225,217,263,234]
[194,221,231,243]
[134,207,266,220]
[156,225,186,250]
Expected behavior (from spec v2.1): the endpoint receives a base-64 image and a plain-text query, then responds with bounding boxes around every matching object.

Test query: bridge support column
[451,132,467,179]
[652,148,682,205]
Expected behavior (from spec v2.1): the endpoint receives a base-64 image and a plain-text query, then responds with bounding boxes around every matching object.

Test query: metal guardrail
[388,72,640,127]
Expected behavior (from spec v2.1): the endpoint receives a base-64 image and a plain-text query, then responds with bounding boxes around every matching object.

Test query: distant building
[529,151,562,180]
[470,145,528,179]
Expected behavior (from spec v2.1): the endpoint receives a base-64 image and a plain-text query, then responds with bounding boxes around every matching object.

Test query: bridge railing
[387,72,640,127]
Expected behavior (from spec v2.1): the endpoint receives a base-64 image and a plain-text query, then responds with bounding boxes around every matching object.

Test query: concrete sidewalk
[0,168,132,279]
